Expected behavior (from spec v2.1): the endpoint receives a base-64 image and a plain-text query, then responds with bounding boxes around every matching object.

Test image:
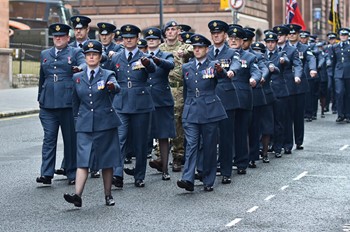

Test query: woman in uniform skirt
[63,40,121,207]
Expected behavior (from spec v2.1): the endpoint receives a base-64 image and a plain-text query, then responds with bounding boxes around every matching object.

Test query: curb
[0,109,39,118]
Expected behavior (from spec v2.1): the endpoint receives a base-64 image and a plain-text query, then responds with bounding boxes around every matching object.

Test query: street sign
[230,0,244,10]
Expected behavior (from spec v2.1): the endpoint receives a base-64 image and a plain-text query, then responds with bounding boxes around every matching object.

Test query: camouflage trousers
[170,86,184,161]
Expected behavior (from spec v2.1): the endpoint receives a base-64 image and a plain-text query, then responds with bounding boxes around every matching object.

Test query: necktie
[89,70,95,84]
[150,52,154,56]
[278,47,282,52]
[127,52,133,62]
[197,62,202,70]
[79,43,83,48]
[269,52,273,58]
[214,48,220,58]
[56,50,61,56]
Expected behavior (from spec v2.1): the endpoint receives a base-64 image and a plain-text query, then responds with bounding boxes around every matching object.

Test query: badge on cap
[76,17,80,22]
[277,27,280,31]
[88,42,94,48]
[116,31,120,35]
[255,43,259,46]
[186,34,190,38]
[233,28,237,32]
[138,41,142,45]
[290,25,293,28]
[172,22,176,26]
[148,29,153,35]
[55,25,61,31]
[102,24,106,28]
[269,34,273,38]
[126,26,131,32]
[194,36,200,41]
[213,22,217,27]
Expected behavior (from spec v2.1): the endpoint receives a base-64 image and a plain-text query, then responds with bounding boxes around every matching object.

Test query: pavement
[0,87,39,118]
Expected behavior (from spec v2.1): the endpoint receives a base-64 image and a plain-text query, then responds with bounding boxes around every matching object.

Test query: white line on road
[0,114,38,121]
[281,185,289,191]
[247,206,259,213]
[307,175,347,179]
[339,145,349,151]
[225,218,242,227]
[264,195,275,201]
[293,171,308,181]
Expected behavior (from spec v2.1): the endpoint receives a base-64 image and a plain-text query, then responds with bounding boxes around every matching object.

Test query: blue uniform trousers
[273,97,288,154]
[334,79,350,118]
[234,109,252,170]
[284,93,305,150]
[182,122,218,187]
[305,79,320,118]
[218,110,235,177]
[39,108,76,180]
[249,106,263,162]
[114,112,150,181]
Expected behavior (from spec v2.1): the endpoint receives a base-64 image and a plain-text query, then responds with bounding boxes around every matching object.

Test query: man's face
[74,27,89,41]
[288,33,298,42]
[164,26,179,41]
[242,39,252,50]
[147,38,161,49]
[99,33,114,46]
[228,36,244,49]
[53,35,70,49]
[266,40,277,51]
[299,37,309,44]
[340,34,349,42]
[211,31,226,46]
[85,52,101,68]
[123,36,138,50]
[193,45,208,60]
[328,38,336,45]
[277,34,287,45]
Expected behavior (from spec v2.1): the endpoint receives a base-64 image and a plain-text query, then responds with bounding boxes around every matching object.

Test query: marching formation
[35,15,349,207]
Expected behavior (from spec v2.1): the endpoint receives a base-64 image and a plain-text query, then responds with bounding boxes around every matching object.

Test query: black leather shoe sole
[36,176,52,185]
[177,180,194,191]
[63,193,82,207]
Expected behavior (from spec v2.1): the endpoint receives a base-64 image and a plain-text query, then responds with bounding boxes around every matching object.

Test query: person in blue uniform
[177,34,227,192]
[63,40,121,207]
[263,32,289,162]
[329,28,350,123]
[325,32,338,114]
[138,27,176,180]
[69,15,91,48]
[55,15,92,177]
[272,25,303,155]
[284,24,316,152]
[36,23,85,186]
[110,24,156,188]
[180,31,194,44]
[206,20,241,184]
[97,22,123,69]
[227,25,261,174]
[242,27,268,168]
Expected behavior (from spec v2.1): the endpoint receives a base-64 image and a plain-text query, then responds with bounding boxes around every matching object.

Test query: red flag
[286,0,306,30]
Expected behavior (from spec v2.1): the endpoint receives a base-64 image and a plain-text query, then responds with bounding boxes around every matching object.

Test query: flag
[286,0,306,30]
[328,0,342,33]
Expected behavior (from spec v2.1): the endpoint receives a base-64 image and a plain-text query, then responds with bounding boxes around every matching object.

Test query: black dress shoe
[296,145,304,150]
[124,157,132,164]
[312,116,317,120]
[124,167,135,176]
[237,169,246,175]
[177,180,194,192]
[336,116,345,122]
[305,117,312,122]
[203,186,214,192]
[222,176,231,184]
[134,179,145,187]
[162,172,170,181]
[284,149,292,154]
[346,118,350,123]
[90,171,100,178]
[195,173,203,182]
[248,161,257,168]
[54,168,66,175]
[262,155,270,163]
[68,179,75,185]
[105,195,115,206]
[63,193,82,207]
[275,153,282,158]
[112,176,123,189]
[36,176,52,185]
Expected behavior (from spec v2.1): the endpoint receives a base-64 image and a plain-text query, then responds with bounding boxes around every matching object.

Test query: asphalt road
[0,112,349,232]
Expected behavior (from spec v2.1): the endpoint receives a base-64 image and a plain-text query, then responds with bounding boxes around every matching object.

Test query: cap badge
[126,26,131,32]
[213,22,217,27]
[269,34,273,38]
[88,42,94,48]
[55,25,61,31]
[116,31,120,35]
[194,36,200,41]
[102,24,106,28]
[171,22,176,26]
[148,29,153,35]
[186,34,190,38]
[277,27,280,31]
[138,41,141,45]
[256,43,259,46]
[76,17,80,22]
[233,28,237,32]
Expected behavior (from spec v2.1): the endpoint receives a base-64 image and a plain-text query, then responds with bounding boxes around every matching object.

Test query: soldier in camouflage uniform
[149,20,193,172]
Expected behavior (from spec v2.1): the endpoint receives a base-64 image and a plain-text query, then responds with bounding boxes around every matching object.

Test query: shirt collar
[87,67,100,76]
[125,47,138,57]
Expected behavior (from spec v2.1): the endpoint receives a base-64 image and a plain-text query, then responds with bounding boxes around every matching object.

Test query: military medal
[241,60,247,68]
[97,80,105,90]
[76,78,80,84]
[67,56,72,64]
[298,52,303,59]
[116,63,120,69]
